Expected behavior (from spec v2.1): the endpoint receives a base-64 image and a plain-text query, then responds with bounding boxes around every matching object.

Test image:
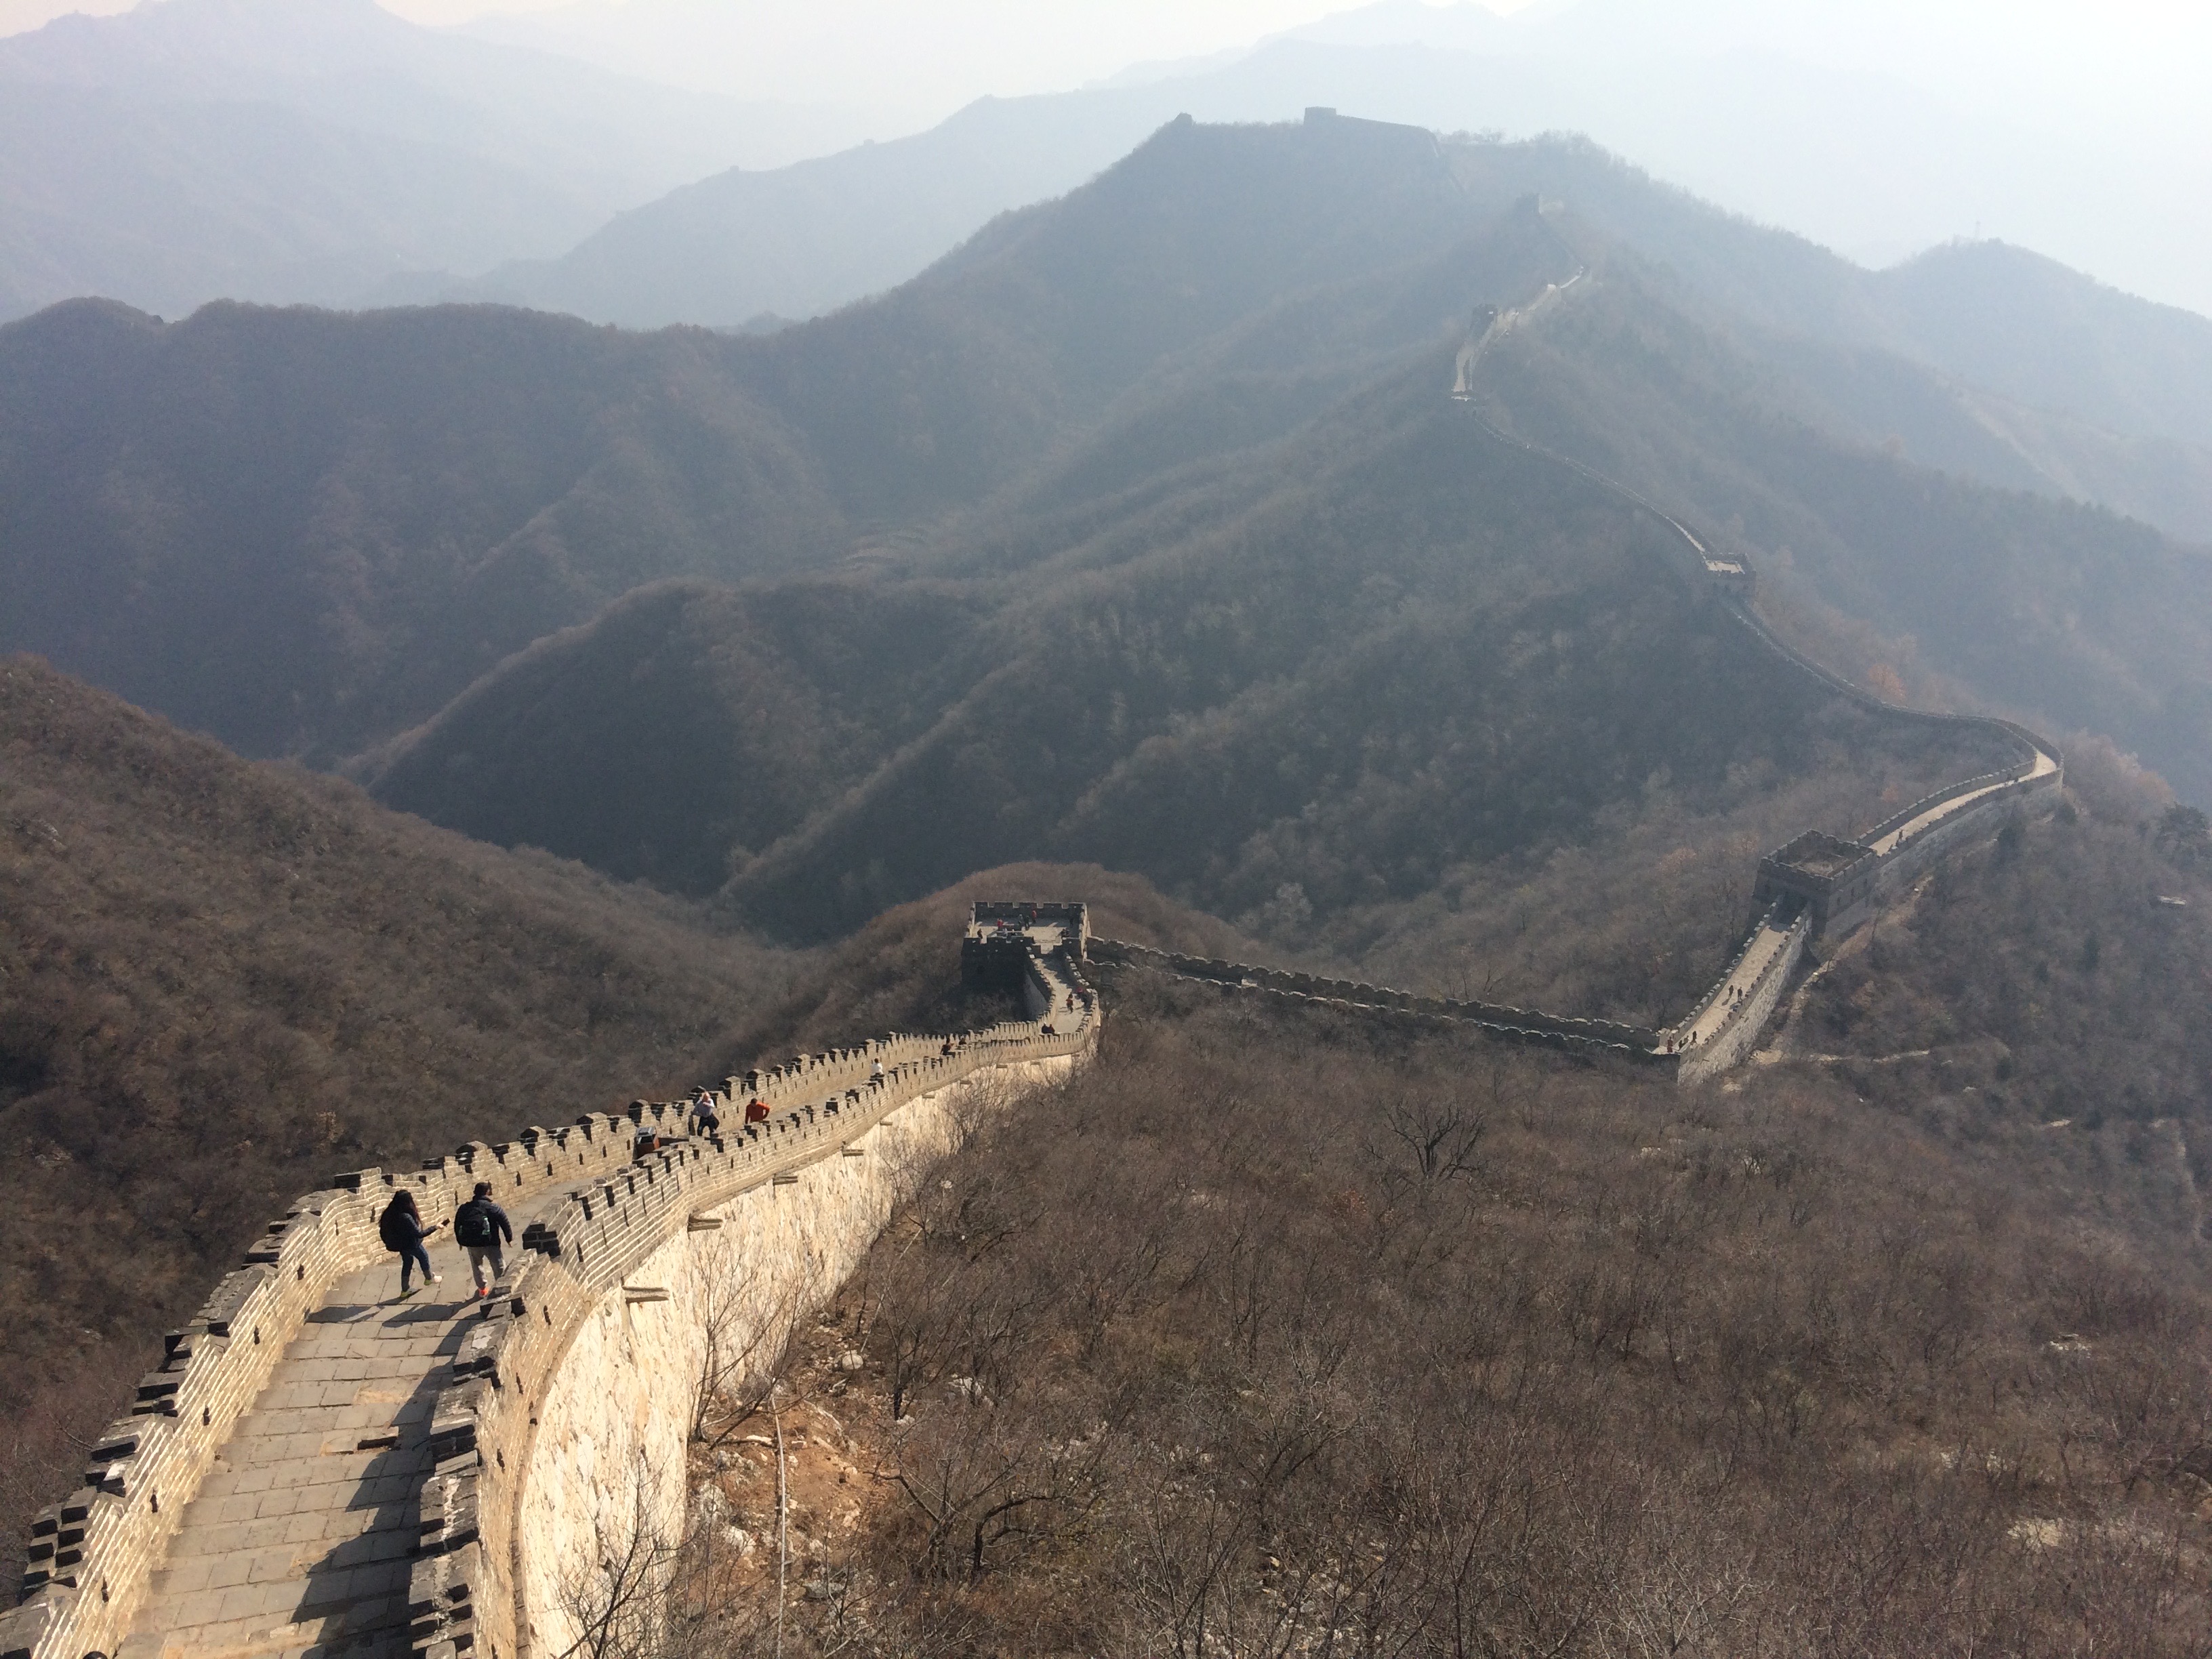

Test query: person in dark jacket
[453,1181,513,1298]
[377,1190,441,1300]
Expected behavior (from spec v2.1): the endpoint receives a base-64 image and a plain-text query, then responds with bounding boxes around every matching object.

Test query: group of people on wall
[365,1010,1086,1306]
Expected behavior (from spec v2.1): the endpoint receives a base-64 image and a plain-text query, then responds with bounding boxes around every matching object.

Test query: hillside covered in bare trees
[622,865,2212,1657]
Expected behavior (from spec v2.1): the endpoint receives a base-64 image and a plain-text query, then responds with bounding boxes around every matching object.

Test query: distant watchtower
[1751,832,1878,940]
[960,901,1090,991]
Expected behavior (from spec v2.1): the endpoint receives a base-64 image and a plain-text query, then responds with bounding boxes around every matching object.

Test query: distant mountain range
[14,0,2209,352]
[357,31,2212,548]
[8,114,2211,962]
[0,0,870,321]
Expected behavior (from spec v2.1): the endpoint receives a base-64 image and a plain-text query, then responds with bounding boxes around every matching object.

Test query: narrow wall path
[0,931,1099,1659]
[1866,746,2060,855]
[1671,910,1802,1050]
[117,1180,592,1659]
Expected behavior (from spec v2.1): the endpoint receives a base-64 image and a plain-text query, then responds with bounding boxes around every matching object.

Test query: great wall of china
[3,263,2068,1659]
[1098,288,2062,1080]
[0,924,1099,1659]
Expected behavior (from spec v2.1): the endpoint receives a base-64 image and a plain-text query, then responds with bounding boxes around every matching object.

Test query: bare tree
[557,1452,688,1659]
[1373,1088,1487,1184]
[691,1240,813,1454]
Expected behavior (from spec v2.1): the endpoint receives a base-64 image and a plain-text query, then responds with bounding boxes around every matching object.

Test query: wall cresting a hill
[1097,282,2063,1082]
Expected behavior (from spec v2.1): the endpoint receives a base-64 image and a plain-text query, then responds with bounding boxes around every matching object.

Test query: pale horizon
[3,0,2209,315]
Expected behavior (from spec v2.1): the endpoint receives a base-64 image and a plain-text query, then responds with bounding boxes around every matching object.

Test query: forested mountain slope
[376,348,2017,1013]
[0,299,850,760]
[11,113,2212,962]
[752,971,2212,1656]
[0,115,1502,764]
[453,77,2212,540]
[1462,262,2212,801]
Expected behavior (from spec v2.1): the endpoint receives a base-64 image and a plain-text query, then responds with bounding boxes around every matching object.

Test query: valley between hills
[4,105,2212,1659]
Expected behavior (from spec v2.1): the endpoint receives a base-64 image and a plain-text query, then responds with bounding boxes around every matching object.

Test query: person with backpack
[453,1181,513,1298]
[377,1190,441,1300]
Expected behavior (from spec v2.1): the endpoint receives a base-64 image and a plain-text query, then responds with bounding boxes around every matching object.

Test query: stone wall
[1870,773,2062,899]
[1097,700,2055,1088]
[405,943,1098,1659]
[508,1056,1070,1659]
[1675,908,1812,1086]
[1,1113,644,1659]
[1086,942,1664,1065]
[2,936,1099,1659]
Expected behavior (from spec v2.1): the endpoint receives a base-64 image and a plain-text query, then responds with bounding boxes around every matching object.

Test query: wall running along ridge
[1,258,2074,1656]
[1098,289,2064,1078]
[1,937,1098,1659]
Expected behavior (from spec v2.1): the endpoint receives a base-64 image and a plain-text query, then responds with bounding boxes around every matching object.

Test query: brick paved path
[118,1185,581,1659]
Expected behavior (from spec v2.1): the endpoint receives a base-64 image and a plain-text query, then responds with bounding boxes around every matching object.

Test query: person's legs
[398,1242,434,1293]
[466,1244,504,1293]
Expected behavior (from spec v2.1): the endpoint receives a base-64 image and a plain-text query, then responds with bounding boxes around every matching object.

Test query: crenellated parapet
[1098,690,2057,1084]
[0,922,1099,1659]
[1088,941,1663,1063]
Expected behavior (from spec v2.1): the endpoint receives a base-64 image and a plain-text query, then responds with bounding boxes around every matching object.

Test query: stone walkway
[1677,912,1799,1048]
[1867,746,2060,857]
[119,1183,586,1659]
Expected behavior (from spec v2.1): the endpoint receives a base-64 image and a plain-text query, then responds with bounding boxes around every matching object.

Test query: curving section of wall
[1101,304,2067,1080]
[1,264,2082,1659]
[1,922,1099,1659]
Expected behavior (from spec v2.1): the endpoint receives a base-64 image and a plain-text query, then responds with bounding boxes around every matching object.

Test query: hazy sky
[3,0,2206,309]
[0,0,1457,46]
[1,0,2201,129]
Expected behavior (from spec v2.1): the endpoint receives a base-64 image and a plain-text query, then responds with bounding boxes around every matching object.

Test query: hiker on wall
[378,1190,441,1300]
[453,1181,514,1298]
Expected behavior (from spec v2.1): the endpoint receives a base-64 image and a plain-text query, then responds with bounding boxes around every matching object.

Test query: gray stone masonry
[115,1180,584,1659]
[1,932,1101,1659]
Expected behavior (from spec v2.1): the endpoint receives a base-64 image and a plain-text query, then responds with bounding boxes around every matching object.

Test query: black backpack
[454,1200,495,1246]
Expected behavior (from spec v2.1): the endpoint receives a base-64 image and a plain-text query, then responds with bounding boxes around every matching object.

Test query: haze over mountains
[455,0,2212,320]
[12,13,2212,1628]
[16,0,2208,558]
[8,111,2211,981]
[12,0,2212,333]
[0,0,872,320]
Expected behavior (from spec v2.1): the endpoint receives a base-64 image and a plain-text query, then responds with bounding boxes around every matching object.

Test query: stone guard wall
[3,1122,645,1659]
[1084,942,1662,1063]
[2,939,1099,1659]
[1675,908,1813,1086]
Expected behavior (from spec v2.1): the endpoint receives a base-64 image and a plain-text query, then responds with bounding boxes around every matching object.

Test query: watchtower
[1752,831,1879,940]
[960,901,1090,990]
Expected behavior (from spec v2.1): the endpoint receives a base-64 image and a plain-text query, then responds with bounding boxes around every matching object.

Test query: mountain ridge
[0,0,863,321]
